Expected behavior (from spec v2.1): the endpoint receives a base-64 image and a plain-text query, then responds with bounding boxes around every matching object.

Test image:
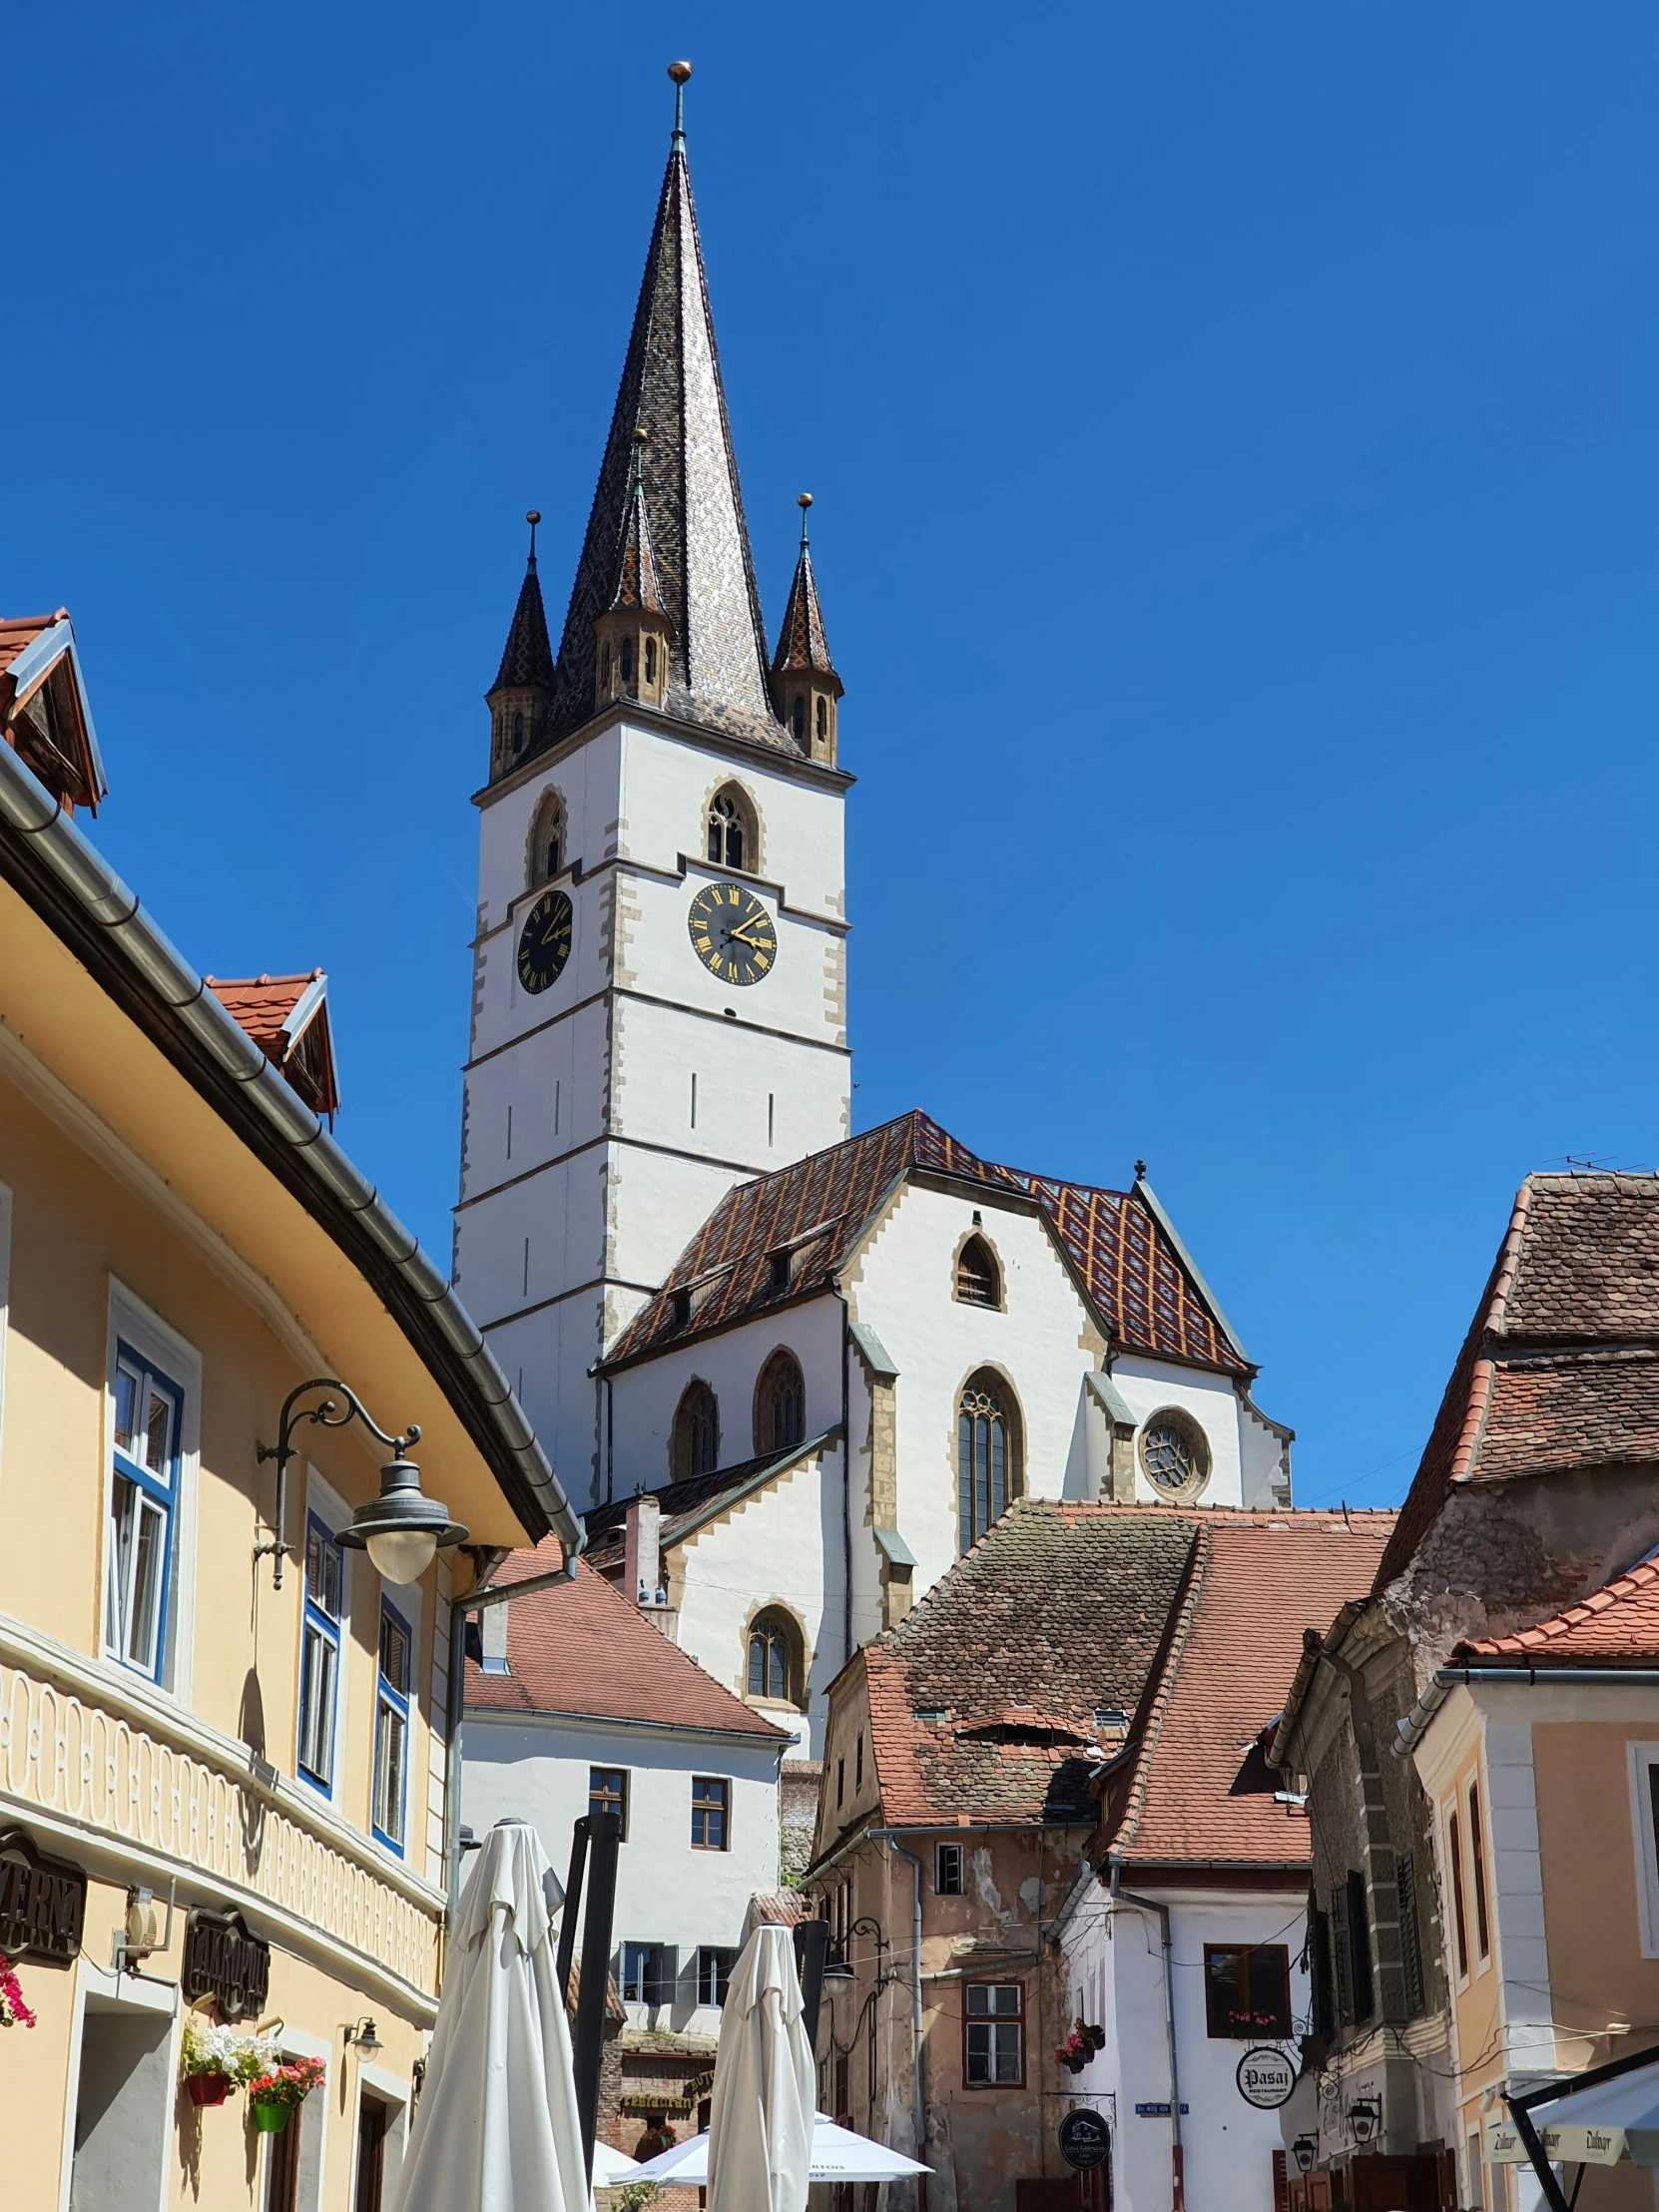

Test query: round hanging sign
[1236,2046,1298,2110]
[1057,2108,1112,2171]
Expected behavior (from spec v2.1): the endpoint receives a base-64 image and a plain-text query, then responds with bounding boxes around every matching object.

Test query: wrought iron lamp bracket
[256,1378,420,1589]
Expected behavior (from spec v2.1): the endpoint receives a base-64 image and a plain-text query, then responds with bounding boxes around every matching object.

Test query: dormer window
[672,1288,693,1328]
[955,1235,1001,1309]
[770,1251,791,1292]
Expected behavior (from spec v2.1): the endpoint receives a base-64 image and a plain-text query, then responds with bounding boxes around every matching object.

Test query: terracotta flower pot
[188,2072,232,2107]
[252,2102,291,2134]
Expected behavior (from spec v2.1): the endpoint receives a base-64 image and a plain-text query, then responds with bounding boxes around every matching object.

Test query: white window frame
[350,2061,412,2212]
[1464,1772,1494,1977]
[1626,1743,1659,1956]
[296,1467,351,1807]
[372,1587,416,1856]
[100,1282,201,1702]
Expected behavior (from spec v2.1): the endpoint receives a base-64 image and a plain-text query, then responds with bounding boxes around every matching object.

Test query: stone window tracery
[746,1607,803,1705]
[1137,1406,1211,1501]
[957,1370,1021,1554]
[528,789,566,888]
[954,1235,1001,1309]
[754,1348,807,1456]
[707,785,757,872]
[671,1380,720,1479]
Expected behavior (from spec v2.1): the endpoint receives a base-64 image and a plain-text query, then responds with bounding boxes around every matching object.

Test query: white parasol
[702,1923,817,2212]
[633,2112,932,2187]
[391,1818,589,2212]
[591,2141,644,2187]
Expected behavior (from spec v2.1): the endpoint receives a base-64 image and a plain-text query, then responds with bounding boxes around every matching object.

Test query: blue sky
[8,4,1658,1509]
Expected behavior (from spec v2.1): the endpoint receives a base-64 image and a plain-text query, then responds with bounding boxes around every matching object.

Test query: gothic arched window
[816,697,828,744]
[746,1607,803,1705]
[621,637,635,685]
[528,789,566,888]
[511,711,524,755]
[644,637,657,684]
[956,1371,1021,1554]
[707,785,757,872]
[792,697,806,742]
[671,1381,721,1479]
[954,1235,1001,1310]
[754,1348,807,1457]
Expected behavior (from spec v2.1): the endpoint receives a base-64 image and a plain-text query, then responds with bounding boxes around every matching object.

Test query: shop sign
[0,1828,86,1964]
[1057,2108,1111,2171]
[1236,2046,1298,2110]
[182,1908,271,2021]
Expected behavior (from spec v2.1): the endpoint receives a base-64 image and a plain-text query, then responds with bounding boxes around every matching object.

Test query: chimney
[623,1493,679,1640]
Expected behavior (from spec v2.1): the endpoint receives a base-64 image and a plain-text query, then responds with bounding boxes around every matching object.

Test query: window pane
[768,1630,785,1701]
[128,1496,166,1671]
[993,2025,1021,2083]
[374,1700,405,1842]
[748,1633,764,1697]
[144,1382,174,1478]
[991,1985,1020,2016]
[966,1985,989,2016]
[990,1418,1005,1523]
[108,1474,136,1651]
[380,1610,410,1696]
[974,1417,988,1539]
[114,1364,140,1455]
[1245,1947,1291,2036]
[1205,1946,1243,2036]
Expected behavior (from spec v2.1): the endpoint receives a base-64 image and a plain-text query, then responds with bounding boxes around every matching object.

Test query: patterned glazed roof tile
[609,470,670,619]
[772,540,837,682]
[1107,1513,1395,1869]
[492,555,556,695]
[529,137,795,761]
[1375,1174,1659,1591]
[465,1538,787,1737]
[603,1111,1246,1376]
[1456,1551,1659,1666]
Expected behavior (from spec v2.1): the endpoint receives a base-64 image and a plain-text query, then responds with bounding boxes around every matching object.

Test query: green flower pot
[252,2102,291,2134]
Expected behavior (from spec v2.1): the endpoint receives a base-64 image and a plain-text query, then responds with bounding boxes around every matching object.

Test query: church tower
[454,66,853,1506]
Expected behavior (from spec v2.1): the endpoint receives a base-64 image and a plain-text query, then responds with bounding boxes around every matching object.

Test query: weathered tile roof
[1106,1512,1395,1869]
[602,1111,1246,1376]
[772,532,837,682]
[1375,1173,1659,1591]
[465,1539,787,1739]
[582,1432,838,1573]
[1455,1551,1659,1667]
[861,1501,1202,1826]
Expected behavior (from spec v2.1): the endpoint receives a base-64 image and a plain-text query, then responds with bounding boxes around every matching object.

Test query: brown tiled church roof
[466,1539,787,1739]
[1374,1172,1659,1591]
[602,1110,1248,1377]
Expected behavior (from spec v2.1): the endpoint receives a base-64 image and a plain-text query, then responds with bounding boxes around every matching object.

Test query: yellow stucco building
[0,609,582,2210]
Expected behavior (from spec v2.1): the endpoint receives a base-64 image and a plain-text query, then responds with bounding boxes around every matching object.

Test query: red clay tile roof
[603,1111,1245,1377]
[205,971,339,1121]
[0,612,67,678]
[465,1539,787,1739]
[1454,1551,1659,1667]
[1375,1173,1659,1591]
[1107,1512,1395,1869]
[859,1501,1204,1827]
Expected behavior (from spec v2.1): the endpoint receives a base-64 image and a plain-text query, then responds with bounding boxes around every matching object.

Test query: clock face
[687,881,777,987]
[516,889,573,994]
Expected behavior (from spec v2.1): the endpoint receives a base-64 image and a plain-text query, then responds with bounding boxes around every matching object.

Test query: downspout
[831,1284,853,1667]
[881,1833,926,2174]
[1108,1856,1183,2212]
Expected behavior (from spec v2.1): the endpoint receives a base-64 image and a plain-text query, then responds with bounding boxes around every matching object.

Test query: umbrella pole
[573,1810,622,2180]
[556,1816,591,2005]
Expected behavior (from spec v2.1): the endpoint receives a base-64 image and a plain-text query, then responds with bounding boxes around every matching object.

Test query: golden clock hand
[728,914,772,947]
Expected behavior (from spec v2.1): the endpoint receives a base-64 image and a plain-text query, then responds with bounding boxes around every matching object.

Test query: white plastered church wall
[460,1705,784,2031]
[1106,1355,1251,1507]
[607,1296,844,1491]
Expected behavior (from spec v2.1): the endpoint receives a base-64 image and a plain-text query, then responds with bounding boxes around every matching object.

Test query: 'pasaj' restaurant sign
[0,1828,87,1964]
[183,1908,271,2020]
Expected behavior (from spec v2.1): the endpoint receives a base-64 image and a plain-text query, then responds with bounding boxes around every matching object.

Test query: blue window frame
[297,1515,344,1792]
[104,1343,183,1682]
[372,1601,412,1852]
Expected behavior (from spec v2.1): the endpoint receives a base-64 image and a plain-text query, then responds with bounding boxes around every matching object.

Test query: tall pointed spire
[538,62,793,756]
[486,510,556,776]
[771,493,843,764]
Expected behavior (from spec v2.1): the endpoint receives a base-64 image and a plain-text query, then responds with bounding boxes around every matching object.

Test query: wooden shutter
[1331,1885,1354,2024]
[1345,1870,1374,2021]
[1396,1853,1425,2018]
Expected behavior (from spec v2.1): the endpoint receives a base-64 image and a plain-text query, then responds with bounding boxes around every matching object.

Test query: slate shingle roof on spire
[600,1109,1249,1376]
[772,541,837,681]
[491,557,555,694]
[609,471,670,620]
[537,135,794,757]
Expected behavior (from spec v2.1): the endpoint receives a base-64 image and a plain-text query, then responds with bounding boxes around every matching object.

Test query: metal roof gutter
[0,743,583,1564]
[1392,1663,1659,1759]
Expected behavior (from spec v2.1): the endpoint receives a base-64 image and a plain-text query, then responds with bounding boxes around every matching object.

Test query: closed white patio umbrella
[392,1818,589,2212]
[702,1923,817,2212]
[632,2112,931,2187]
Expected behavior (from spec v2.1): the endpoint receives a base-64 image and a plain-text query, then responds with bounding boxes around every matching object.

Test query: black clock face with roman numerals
[687,881,777,986]
[517,889,573,994]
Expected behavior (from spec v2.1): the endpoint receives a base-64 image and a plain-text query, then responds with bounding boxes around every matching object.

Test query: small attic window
[955,1235,1001,1309]
[1093,1707,1128,1733]
[672,1288,693,1328]
[770,1250,792,1292]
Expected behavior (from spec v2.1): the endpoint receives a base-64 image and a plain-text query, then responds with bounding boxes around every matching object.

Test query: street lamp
[1291,2135,1317,2175]
[1347,2098,1382,2149]
[258,1379,467,1588]
[344,2017,383,2060]
[823,1917,896,1989]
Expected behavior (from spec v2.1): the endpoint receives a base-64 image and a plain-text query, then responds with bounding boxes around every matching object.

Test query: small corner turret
[771,494,842,765]
[486,512,556,780]
[593,430,675,714]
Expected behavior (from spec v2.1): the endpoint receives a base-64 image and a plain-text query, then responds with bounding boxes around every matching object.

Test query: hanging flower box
[187,2071,232,2107]
[247,2055,325,2136]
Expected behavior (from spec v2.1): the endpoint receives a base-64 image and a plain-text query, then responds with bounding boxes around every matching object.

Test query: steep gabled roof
[581,1432,838,1570]
[1106,1512,1395,1870]
[1455,1551,1659,1668]
[0,608,106,815]
[859,1501,1201,1826]
[466,1539,787,1739]
[601,1111,1247,1377]
[1374,1172,1659,1591]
